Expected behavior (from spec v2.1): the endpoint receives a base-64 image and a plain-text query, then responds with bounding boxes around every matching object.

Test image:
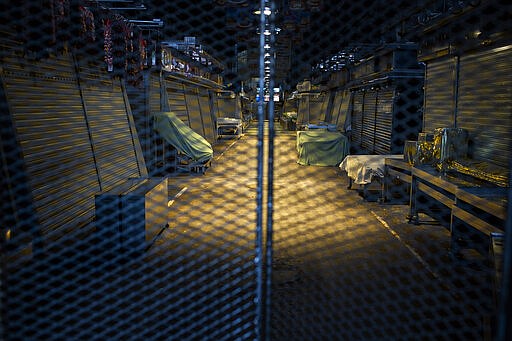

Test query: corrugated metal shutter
[351,91,364,146]
[212,94,220,117]
[150,72,163,113]
[235,95,242,116]
[324,91,335,123]
[184,85,205,136]
[423,57,456,131]
[282,96,297,114]
[215,95,238,118]
[362,91,377,152]
[1,54,100,240]
[329,90,344,125]
[337,90,352,131]
[199,89,216,143]
[166,79,189,125]
[457,46,512,168]
[374,89,394,154]
[309,94,325,124]
[150,73,176,175]
[126,72,156,173]
[318,93,329,123]
[147,72,165,175]
[78,64,146,192]
[296,95,309,127]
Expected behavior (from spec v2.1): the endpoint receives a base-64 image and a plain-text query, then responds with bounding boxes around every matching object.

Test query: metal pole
[255,0,267,339]
[265,1,277,340]
[496,153,512,340]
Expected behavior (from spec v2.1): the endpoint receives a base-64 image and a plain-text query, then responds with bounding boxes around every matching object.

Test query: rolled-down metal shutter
[337,90,353,132]
[296,95,309,127]
[329,90,344,125]
[282,96,297,114]
[457,45,512,168]
[184,85,205,136]
[351,91,364,146]
[147,72,165,174]
[199,89,216,143]
[1,54,100,239]
[215,95,240,118]
[423,57,457,131]
[362,90,377,152]
[318,93,329,123]
[166,78,189,125]
[308,93,325,124]
[374,89,394,154]
[150,72,163,113]
[79,65,146,192]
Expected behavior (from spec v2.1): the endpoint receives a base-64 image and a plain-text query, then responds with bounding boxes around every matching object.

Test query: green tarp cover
[154,111,213,163]
[296,130,349,166]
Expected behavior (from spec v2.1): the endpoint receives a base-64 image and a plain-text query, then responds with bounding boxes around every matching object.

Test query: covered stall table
[217,117,243,137]
[154,111,213,173]
[340,154,403,200]
[296,130,349,166]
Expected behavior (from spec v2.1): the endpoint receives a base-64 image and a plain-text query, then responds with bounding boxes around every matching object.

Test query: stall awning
[154,111,213,163]
[296,130,349,166]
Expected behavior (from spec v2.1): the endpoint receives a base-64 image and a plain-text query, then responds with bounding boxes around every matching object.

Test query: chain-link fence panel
[1,0,511,340]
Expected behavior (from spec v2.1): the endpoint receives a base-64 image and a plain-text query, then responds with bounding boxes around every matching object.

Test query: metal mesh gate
[1,1,511,340]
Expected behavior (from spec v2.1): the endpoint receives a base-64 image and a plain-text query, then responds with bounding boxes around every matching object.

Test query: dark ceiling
[1,0,508,88]
[110,0,501,86]
[126,0,418,62]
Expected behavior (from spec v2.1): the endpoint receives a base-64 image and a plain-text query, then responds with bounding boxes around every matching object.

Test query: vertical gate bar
[255,0,267,339]
[265,1,277,340]
[453,55,460,128]
[497,156,512,341]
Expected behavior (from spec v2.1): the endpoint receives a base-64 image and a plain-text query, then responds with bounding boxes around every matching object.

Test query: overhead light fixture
[108,4,147,10]
[128,18,163,28]
[254,7,271,16]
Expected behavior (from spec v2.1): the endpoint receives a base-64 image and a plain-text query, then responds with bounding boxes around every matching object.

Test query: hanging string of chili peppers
[111,14,128,75]
[50,0,70,46]
[124,22,142,86]
[103,18,113,71]
[139,32,147,70]
[79,6,96,42]
[54,0,69,24]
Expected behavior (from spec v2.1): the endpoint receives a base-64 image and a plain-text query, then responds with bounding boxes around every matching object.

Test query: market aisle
[155,121,493,340]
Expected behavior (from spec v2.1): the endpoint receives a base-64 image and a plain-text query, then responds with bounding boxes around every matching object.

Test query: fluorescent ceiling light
[254,7,271,16]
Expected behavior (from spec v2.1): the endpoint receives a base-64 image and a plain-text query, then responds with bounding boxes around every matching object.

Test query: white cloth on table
[340,154,403,185]
[217,117,242,135]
